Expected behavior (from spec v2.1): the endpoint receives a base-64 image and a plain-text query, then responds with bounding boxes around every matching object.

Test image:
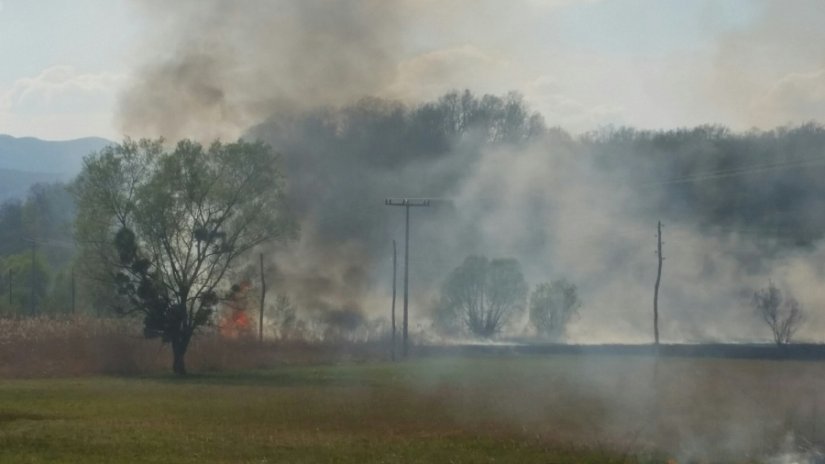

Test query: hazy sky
[1,0,823,140]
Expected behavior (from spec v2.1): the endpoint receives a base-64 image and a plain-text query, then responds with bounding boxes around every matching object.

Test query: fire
[219,281,254,338]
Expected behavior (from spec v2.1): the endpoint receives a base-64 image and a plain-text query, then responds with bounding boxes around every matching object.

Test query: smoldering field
[4,343,825,463]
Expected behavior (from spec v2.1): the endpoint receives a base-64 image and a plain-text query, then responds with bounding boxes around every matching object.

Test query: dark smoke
[119,0,405,141]
[245,93,825,344]
[118,0,825,344]
[111,3,825,461]
[247,91,545,323]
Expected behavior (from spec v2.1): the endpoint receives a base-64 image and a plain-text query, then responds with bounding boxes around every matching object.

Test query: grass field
[1,354,823,463]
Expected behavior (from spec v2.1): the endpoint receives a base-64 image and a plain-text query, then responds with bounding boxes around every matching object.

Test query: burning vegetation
[219,281,254,339]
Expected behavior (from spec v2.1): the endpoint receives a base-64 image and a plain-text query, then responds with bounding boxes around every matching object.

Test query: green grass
[1,355,820,463]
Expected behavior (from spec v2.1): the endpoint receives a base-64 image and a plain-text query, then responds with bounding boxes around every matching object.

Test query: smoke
[117,0,825,345]
[242,96,825,344]
[110,2,825,460]
[116,0,612,139]
[711,0,825,127]
[118,0,406,141]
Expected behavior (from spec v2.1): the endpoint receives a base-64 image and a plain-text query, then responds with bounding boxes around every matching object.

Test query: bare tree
[752,281,804,346]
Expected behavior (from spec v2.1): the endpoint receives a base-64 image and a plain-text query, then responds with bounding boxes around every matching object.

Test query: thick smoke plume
[111,2,825,460]
[119,0,825,344]
[119,0,406,141]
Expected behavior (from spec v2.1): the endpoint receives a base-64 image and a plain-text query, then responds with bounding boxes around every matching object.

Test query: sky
[1,0,823,140]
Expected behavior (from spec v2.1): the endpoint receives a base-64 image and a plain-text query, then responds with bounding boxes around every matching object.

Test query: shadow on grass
[0,410,53,424]
[141,362,399,389]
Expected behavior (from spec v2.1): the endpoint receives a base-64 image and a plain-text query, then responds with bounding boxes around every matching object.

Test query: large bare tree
[73,138,296,374]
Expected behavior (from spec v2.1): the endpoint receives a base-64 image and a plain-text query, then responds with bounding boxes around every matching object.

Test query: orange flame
[220,281,253,338]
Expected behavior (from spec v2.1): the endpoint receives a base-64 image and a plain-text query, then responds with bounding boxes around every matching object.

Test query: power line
[638,156,825,188]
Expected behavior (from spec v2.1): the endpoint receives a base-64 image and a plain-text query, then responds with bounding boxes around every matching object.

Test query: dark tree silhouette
[752,281,804,346]
[529,280,580,340]
[437,255,527,338]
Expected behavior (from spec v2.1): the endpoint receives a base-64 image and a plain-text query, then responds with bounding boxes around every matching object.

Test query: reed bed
[0,315,390,378]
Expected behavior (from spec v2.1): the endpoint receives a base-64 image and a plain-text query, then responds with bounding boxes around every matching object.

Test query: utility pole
[8,269,12,307]
[391,239,397,361]
[27,239,36,316]
[653,221,664,346]
[259,253,266,342]
[71,268,76,315]
[385,198,431,358]
[19,237,74,315]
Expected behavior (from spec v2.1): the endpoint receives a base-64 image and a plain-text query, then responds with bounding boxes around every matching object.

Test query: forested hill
[0,135,111,201]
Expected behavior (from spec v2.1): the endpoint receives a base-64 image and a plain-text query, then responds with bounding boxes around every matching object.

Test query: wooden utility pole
[391,239,397,361]
[653,221,664,346]
[70,269,76,314]
[384,198,431,358]
[29,239,36,316]
[259,253,266,342]
[8,269,12,306]
[17,238,74,315]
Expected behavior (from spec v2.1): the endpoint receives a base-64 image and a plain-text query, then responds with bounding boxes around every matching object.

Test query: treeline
[584,123,825,245]
[0,183,76,316]
[4,91,825,333]
[254,91,825,262]
[246,91,825,340]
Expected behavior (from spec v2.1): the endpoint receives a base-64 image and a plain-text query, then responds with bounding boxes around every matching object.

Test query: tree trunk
[171,335,189,375]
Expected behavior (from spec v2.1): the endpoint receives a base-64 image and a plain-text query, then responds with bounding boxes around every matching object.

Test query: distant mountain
[0,135,112,177]
[0,135,112,201]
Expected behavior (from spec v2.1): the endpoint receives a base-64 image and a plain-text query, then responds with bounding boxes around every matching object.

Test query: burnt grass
[419,341,825,360]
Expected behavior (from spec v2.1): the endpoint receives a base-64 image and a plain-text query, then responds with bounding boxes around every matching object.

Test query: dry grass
[0,316,390,378]
[0,316,151,377]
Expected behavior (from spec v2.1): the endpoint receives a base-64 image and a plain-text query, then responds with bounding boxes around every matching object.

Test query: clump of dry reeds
[0,315,391,378]
[0,315,159,377]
